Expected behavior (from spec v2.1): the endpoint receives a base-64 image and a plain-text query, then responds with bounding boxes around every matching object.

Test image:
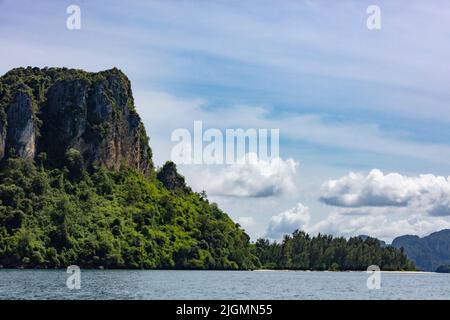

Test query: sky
[1,0,450,242]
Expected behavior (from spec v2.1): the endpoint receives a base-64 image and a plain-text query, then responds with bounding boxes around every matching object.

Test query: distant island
[392,229,450,272]
[436,265,450,273]
[255,231,414,271]
[0,67,415,271]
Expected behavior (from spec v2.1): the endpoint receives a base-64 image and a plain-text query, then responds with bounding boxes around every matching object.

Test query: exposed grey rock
[0,67,153,173]
[6,91,36,159]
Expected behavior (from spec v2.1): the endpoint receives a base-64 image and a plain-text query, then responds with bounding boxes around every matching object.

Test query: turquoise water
[0,270,449,300]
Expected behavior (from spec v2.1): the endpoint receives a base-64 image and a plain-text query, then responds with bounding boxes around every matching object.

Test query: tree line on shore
[255,231,415,271]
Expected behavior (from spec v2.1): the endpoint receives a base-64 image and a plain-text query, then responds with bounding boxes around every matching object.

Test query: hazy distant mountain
[392,229,450,271]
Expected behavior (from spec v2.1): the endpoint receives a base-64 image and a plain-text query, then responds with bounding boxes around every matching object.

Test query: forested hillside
[0,67,415,271]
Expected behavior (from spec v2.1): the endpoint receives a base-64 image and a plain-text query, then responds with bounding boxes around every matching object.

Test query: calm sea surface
[0,270,449,300]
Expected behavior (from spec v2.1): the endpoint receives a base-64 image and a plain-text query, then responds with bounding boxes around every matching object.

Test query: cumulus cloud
[265,203,310,239]
[266,202,450,242]
[320,169,450,216]
[307,211,450,243]
[186,153,298,198]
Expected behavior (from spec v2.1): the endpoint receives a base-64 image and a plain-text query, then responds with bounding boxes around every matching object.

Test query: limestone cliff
[0,67,152,173]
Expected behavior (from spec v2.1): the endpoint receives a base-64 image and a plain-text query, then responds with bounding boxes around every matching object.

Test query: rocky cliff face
[392,229,450,271]
[0,67,152,173]
[5,89,36,159]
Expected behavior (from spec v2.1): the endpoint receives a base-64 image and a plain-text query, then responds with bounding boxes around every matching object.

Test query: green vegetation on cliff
[0,158,258,269]
[0,67,415,271]
[0,67,256,269]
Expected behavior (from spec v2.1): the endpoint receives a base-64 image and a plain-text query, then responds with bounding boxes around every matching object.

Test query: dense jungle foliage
[0,157,258,269]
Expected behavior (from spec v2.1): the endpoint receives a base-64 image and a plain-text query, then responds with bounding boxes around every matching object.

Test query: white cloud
[184,153,298,198]
[262,168,450,242]
[266,202,450,243]
[266,203,310,239]
[235,216,261,238]
[320,169,450,216]
[307,211,450,243]
[237,216,257,229]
